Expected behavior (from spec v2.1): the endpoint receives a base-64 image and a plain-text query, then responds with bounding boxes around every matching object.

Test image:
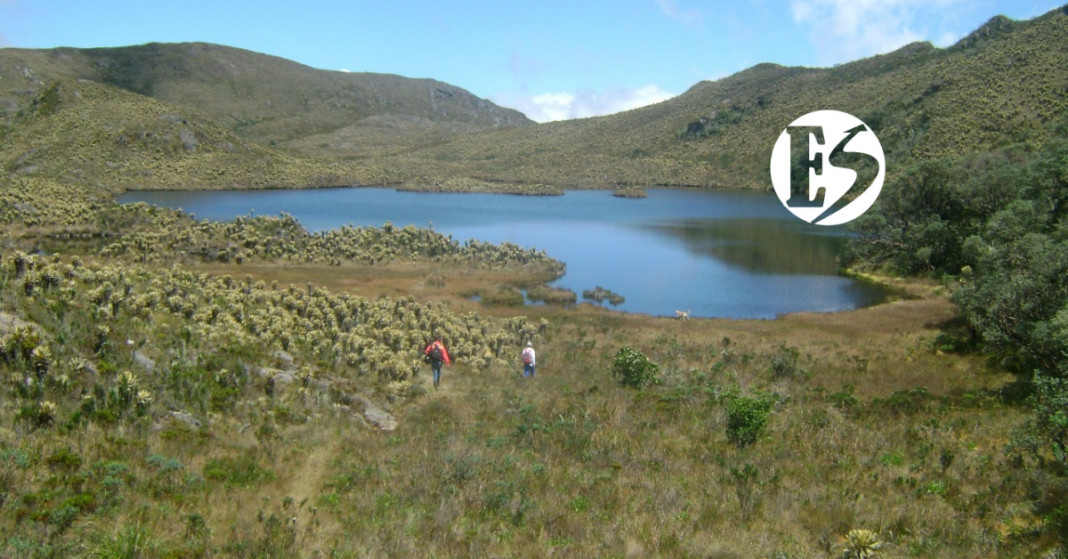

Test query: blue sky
[0,0,1059,122]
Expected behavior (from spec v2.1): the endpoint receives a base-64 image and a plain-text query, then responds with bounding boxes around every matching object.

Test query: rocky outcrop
[0,311,38,336]
[245,358,398,431]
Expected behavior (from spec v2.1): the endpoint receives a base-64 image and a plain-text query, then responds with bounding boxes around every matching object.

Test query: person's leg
[433,364,441,388]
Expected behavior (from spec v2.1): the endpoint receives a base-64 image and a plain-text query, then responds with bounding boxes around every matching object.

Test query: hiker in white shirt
[522,342,536,378]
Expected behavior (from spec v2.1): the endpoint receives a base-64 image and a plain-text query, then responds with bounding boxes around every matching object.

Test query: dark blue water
[117,187,887,319]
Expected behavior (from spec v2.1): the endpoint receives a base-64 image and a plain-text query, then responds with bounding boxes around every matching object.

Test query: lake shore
[118,187,890,318]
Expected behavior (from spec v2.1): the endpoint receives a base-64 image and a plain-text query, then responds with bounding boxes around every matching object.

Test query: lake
[117,187,888,319]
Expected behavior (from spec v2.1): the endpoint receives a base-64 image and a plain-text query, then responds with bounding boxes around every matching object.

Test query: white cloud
[791,0,966,65]
[654,0,702,27]
[492,85,676,123]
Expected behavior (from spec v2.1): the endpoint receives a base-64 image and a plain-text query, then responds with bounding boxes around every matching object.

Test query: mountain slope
[0,42,531,151]
[1,8,1065,193]
[375,6,1068,189]
[0,78,382,193]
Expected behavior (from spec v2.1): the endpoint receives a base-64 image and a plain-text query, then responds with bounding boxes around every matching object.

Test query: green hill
[0,77,384,193]
[4,9,1066,193]
[375,7,1068,189]
[0,42,531,163]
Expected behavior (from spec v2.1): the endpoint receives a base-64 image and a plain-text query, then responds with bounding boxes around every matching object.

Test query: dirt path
[284,439,338,522]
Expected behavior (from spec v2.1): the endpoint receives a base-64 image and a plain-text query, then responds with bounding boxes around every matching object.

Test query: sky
[0,0,1060,122]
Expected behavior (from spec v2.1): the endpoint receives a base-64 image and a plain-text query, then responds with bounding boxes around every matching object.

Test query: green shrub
[582,286,625,306]
[612,346,659,389]
[481,286,525,307]
[525,284,577,305]
[1009,375,1068,465]
[725,393,774,447]
[202,456,274,488]
[767,343,807,380]
[45,448,82,473]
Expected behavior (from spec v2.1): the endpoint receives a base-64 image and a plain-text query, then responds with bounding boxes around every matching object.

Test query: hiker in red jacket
[424,337,451,389]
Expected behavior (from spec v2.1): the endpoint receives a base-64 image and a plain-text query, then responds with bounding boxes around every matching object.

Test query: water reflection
[645,219,850,275]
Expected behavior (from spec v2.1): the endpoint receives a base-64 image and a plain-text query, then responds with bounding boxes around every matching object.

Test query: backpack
[429,344,443,362]
[522,348,533,364]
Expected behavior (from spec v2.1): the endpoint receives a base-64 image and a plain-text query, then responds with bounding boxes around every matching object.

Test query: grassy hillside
[0,42,531,147]
[0,78,383,192]
[376,7,1068,189]
[4,9,1064,193]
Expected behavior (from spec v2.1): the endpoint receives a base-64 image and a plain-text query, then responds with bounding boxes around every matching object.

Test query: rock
[12,202,35,214]
[346,393,397,431]
[684,116,716,137]
[0,97,19,116]
[167,410,202,429]
[79,360,99,378]
[363,407,398,431]
[272,350,296,371]
[245,358,398,430]
[179,128,199,151]
[248,365,296,386]
[331,404,368,428]
[273,370,297,386]
[0,311,39,336]
[332,391,398,431]
[133,350,156,373]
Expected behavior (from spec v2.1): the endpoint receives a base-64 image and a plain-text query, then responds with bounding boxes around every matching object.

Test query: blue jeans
[432,362,443,387]
[523,363,535,377]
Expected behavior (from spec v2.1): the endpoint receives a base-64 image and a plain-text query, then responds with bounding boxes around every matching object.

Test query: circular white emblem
[770,110,885,225]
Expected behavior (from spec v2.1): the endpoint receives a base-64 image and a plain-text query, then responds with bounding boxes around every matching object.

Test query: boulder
[249,365,296,386]
[166,410,202,429]
[133,350,156,374]
[179,128,199,151]
[271,350,296,371]
[362,407,398,431]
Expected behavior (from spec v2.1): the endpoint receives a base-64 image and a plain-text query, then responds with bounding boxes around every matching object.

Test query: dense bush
[1,252,542,385]
[849,137,1068,376]
[725,393,774,447]
[611,346,659,389]
[100,207,566,276]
